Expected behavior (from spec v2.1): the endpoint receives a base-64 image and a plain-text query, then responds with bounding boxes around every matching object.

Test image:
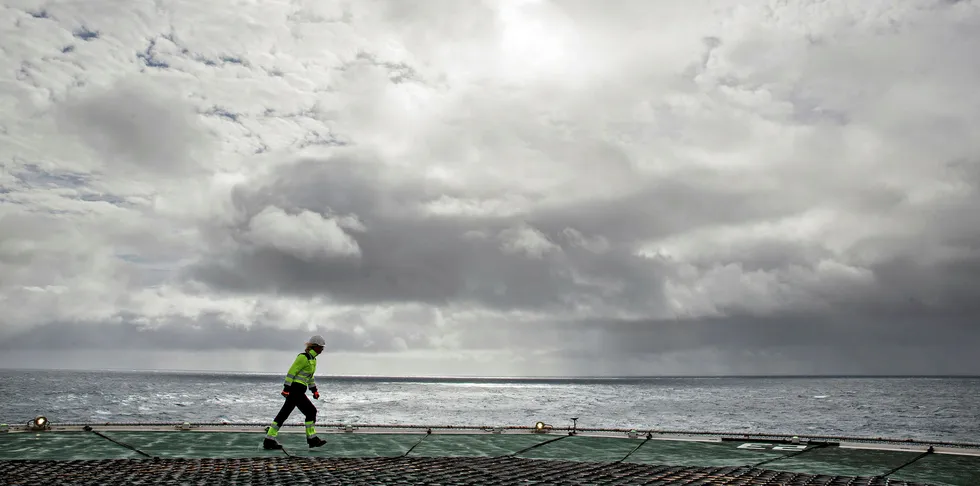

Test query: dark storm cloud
[186,155,689,313]
[529,168,807,245]
[186,152,980,324]
[577,313,980,356]
[183,155,826,315]
[4,309,975,375]
[0,313,423,353]
[454,312,980,375]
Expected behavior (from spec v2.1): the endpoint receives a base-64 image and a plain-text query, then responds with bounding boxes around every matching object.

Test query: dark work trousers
[273,383,317,426]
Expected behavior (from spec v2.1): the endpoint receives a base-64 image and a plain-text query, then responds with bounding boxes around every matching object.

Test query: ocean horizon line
[2,367,978,380]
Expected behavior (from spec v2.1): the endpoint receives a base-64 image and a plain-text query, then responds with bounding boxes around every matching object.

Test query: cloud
[184,153,673,316]
[55,78,212,175]
[1,0,979,375]
[243,206,363,260]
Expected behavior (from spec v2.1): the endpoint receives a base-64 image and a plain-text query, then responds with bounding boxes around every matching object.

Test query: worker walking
[263,335,327,449]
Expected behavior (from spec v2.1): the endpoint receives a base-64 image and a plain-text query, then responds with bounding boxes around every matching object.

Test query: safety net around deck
[0,456,950,486]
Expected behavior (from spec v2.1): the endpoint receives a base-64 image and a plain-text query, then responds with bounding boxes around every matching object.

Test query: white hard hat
[307,335,326,347]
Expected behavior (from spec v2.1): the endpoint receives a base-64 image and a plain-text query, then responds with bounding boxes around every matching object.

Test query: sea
[1,370,977,444]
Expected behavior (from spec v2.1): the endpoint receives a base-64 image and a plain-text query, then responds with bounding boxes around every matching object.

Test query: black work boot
[263,438,283,450]
[307,436,326,448]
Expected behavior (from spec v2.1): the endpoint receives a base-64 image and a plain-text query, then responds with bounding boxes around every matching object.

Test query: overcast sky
[1,0,978,376]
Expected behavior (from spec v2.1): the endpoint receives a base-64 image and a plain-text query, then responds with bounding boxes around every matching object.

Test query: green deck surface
[763,445,920,476]
[1,429,978,486]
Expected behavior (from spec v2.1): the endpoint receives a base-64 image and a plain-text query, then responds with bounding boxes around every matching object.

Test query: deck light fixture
[30,416,48,431]
[533,421,552,433]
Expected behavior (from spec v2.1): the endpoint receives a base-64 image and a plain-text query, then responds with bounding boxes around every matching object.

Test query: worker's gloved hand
[310,387,319,400]
[281,385,290,398]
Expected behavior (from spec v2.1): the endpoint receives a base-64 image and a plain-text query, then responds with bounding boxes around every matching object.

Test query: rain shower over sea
[2,370,977,443]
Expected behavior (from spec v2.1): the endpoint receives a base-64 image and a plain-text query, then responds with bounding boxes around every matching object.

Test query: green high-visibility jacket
[283,349,318,388]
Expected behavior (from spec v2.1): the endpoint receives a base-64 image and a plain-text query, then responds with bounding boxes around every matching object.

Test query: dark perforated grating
[0,456,937,485]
